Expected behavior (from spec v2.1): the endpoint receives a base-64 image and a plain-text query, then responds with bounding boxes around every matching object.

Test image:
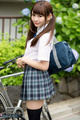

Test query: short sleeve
[37,33,52,61]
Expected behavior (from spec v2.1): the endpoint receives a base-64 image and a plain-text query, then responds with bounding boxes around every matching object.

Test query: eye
[32,14,35,16]
[39,15,43,17]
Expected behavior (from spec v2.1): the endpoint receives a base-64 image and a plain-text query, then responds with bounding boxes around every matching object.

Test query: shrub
[0,34,26,86]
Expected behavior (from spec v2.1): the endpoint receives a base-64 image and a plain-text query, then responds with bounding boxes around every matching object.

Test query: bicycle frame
[0,71,24,113]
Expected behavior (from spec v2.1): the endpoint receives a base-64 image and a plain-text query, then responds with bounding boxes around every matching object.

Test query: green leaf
[17,19,22,24]
[77,65,80,71]
[21,21,26,25]
[57,35,62,41]
[76,28,80,32]
[77,59,80,64]
[62,27,71,35]
[72,25,78,29]
[60,7,67,11]
[70,34,76,39]
[63,16,68,20]
[18,27,23,33]
[24,24,29,29]
[12,23,18,27]
[55,79,60,83]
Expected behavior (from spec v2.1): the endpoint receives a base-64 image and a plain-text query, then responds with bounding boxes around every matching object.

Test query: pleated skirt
[20,64,55,101]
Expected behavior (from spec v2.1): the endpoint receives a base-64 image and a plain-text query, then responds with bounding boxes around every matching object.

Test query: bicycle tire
[0,93,8,114]
[0,92,9,106]
[0,93,8,120]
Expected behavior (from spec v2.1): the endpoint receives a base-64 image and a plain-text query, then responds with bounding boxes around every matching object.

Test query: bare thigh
[26,100,44,109]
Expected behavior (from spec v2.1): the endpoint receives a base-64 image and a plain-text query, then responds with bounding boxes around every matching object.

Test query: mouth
[35,23,39,25]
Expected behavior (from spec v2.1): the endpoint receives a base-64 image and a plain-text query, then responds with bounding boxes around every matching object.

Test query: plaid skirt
[20,64,55,101]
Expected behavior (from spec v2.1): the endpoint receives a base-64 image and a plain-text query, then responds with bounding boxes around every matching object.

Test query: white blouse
[24,25,53,62]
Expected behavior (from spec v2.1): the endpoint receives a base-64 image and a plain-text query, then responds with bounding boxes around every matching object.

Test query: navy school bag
[48,36,77,75]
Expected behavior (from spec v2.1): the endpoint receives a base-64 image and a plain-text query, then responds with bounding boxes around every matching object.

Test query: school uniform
[20,25,55,101]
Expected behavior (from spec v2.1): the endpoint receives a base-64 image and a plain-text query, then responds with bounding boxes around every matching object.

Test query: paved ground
[24,112,80,120]
[24,97,80,120]
[56,112,80,120]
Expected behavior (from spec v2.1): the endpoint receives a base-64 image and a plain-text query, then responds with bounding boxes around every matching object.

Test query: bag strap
[52,36,62,69]
[53,36,58,44]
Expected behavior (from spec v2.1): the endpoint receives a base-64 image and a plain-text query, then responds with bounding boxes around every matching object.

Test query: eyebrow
[32,12,43,16]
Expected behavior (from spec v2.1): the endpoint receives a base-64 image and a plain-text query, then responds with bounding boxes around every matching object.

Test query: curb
[48,97,80,119]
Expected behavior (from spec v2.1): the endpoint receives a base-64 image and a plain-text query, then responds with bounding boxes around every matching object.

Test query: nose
[34,16,38,21]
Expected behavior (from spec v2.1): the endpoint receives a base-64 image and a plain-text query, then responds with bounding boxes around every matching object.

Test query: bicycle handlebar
[3,54,24,65]
[0,66,4,70]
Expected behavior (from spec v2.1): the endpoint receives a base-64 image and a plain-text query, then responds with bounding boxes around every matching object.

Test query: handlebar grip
[3,54,24,65]
[0,66,4,70]
[3,59,14,65]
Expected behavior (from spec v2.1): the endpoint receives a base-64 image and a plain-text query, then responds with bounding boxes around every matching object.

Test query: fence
[0,16,26,41]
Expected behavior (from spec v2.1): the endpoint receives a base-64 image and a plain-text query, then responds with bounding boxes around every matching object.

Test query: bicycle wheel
[0,93,8,120]
[0,92,7,115]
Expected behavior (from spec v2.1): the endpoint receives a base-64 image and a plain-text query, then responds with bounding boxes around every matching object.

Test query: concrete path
[24,97,80,120]
[56,112,80,120]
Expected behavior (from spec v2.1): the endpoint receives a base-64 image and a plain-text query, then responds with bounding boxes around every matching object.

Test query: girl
[17,1,55,120]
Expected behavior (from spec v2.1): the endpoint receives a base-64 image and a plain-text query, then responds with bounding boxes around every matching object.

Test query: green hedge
[0,35,26,86]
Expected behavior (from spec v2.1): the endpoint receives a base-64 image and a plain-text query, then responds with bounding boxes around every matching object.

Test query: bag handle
[52,36,62,68]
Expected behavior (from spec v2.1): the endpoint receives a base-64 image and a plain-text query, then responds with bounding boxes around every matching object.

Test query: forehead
[31,3,46,16]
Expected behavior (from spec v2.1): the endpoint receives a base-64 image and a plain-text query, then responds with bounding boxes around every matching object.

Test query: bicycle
[0,55,52,120]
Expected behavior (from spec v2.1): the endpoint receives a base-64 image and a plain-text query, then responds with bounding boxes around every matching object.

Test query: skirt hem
[20,92,55,101]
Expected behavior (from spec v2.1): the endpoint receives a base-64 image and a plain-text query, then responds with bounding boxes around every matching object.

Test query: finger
[18,65,21,68]
[21,65,24,68]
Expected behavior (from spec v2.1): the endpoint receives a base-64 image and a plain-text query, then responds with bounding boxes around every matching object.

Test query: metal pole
[1,71,24,79]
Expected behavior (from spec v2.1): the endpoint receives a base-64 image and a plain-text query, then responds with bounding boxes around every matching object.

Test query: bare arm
[16,57,49,71]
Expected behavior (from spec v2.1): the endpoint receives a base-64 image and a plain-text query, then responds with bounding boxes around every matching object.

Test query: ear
[47,13,52,21]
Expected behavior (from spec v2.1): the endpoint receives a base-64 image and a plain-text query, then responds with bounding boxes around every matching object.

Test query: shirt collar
[36,24,48,35]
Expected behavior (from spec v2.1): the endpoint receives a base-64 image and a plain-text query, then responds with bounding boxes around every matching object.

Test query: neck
[37,23,48,35]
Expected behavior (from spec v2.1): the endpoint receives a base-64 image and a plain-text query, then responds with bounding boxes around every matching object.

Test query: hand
[21,62,25,68]
[16,58,23,68]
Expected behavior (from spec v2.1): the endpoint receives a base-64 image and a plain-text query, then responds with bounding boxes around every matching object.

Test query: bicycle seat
[0,66,4,70]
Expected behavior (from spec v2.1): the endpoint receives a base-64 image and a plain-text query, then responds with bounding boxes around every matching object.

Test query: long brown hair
[25,1,55,47]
